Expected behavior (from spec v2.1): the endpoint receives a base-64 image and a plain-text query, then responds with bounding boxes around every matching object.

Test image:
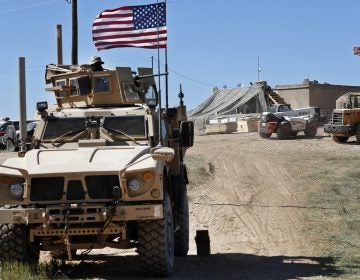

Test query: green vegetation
[307,155,360,278]
[0,261,65,280]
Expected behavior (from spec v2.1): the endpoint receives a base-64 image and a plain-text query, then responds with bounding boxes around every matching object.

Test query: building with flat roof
[275,79,360,121]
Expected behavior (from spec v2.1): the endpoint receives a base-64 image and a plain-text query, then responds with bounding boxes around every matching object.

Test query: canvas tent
[188,81,272,131]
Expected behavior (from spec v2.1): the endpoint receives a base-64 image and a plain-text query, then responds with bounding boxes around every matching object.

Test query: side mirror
[180,121,194,148]
[151,146,175,162]
[37,101,48,113]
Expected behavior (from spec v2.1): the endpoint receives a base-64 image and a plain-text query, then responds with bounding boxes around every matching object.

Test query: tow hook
[42,209,53,230]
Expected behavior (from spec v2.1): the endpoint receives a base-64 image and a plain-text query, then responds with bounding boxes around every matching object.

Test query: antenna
[257,56,261,81]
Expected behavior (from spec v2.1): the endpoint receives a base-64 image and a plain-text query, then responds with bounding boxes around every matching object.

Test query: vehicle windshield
[42,116,146,142]
[352,95,360,108]
[277,105,292,112]
[268,105,292,113]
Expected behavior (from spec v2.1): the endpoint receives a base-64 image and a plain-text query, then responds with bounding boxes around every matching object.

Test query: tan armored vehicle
[0,63,194,276]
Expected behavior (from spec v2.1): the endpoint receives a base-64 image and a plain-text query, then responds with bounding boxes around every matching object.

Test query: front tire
[304,121,317,137]
[137,192,174,277]
[174,165,189,257]
[0,223,39,265]
[276,122,292,140]
[332,135,349,143]
[355,124,360,143]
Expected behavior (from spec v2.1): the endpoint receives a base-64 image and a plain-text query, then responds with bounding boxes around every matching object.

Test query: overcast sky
[1,0,360,119]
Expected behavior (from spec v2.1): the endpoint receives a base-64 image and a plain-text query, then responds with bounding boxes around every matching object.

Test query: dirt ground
[0,129,355,279]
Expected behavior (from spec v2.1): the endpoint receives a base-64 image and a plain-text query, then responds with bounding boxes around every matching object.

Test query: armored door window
[55,80,67,97]
[123,83,140,101]
[56,80,66,87]
[93,76,110,93]
[144,85,157,106]
[69,79,77,95]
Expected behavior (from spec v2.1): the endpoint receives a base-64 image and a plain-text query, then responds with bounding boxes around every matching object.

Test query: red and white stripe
[92,6,167,50]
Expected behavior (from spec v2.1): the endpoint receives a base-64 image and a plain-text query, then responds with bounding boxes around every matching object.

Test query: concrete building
[275,79,360,121]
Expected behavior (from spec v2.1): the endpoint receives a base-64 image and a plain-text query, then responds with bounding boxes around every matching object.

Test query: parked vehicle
[324,92,360,143]
[15,121,39,149]
[0,120,19,148]
[0,63,193,277]
[1,120,38,149]
[258,104,318,140]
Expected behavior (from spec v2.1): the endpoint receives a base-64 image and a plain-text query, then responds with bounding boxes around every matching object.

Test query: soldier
[90,56,104,71]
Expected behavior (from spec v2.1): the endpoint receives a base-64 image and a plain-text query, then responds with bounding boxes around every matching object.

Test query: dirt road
[0,130,353,279]
[184,130,341,280]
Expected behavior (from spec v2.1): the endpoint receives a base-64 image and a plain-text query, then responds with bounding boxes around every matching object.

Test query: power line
[152,57,219,88]
[0,0,61,15]
[167,66,219,88]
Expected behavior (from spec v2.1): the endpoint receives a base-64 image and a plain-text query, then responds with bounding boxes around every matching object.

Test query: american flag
[354,47,360,56]
[92,3,167,50]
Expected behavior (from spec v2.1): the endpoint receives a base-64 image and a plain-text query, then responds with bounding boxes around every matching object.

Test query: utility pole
[56,24,63,64]
[19,57,27,153]
[71,0,78,65]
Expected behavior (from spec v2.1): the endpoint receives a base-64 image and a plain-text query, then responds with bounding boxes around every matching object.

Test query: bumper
[0,204,163,225]
[323,124,355,135]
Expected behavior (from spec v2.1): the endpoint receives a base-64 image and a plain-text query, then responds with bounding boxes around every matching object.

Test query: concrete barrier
[205,122,237,134]
[237,119,259,132]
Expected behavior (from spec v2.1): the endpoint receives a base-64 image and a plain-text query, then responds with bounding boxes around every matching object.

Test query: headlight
[0,176,25,201]
[262,114,269,122]
[125,171,156,197]
[127,177,141,192]
[10,183,24,198]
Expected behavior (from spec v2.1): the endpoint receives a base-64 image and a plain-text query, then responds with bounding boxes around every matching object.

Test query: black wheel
[0,222,39,265]
[332,135,349,143]
[259,132,271,138]
[355,124,360,143]
[276,122,291,140]
[174,165,189,257]
[304,121,317,137]
[137,192,174,277]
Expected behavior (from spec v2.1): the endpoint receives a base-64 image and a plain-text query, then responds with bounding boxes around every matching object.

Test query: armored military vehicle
[0,62,194,277]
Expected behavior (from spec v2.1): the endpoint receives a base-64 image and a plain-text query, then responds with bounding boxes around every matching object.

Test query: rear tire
[276,122,291,140]
[137,192,174,277]
[332,135,349,143]
[259,132,271,138]
[304,121,317,137]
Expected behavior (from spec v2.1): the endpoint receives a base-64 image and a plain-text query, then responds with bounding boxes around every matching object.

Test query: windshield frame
[40,115,148,143]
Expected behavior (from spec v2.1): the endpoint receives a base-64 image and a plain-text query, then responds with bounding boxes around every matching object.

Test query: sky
[1,0,360,119]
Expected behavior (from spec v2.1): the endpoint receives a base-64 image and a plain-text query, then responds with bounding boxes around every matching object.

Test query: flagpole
[156,0,163,145]
[165,0,169,109]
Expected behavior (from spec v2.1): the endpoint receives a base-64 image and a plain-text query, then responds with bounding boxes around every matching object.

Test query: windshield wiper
[103,127,142,145]
[51,128,87,143]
